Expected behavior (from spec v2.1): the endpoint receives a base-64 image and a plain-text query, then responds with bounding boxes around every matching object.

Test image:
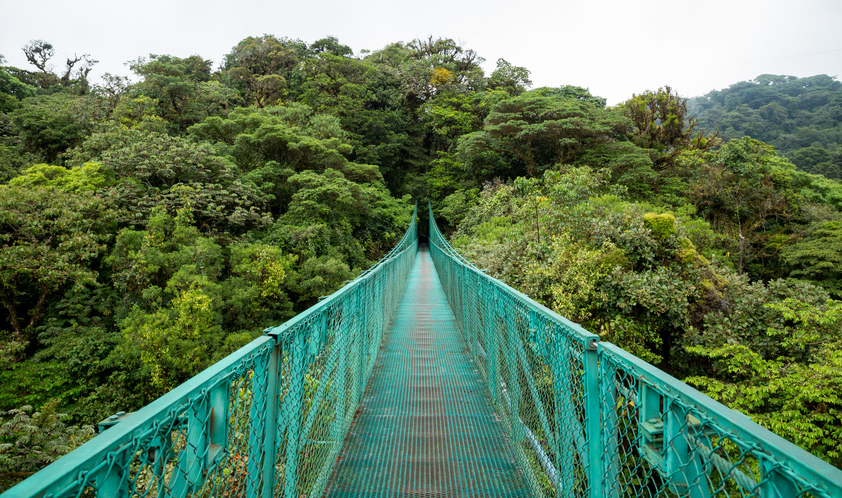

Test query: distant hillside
[689,74,842,179]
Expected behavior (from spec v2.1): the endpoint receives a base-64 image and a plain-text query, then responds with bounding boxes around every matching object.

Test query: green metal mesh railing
[8,200,842,498]
[4,336,277,498]
[265,204,418,498]
[428,203,600,498]
[5,205,418,498]
[598,344,842,498]
[427,203,842,498]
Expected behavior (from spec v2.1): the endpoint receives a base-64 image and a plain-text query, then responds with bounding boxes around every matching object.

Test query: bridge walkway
[323,245,532,497]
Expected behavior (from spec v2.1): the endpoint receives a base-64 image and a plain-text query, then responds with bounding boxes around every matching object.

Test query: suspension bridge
[5,204,842,498]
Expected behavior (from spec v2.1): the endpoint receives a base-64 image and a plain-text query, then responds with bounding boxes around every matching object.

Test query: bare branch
[22,40,54,72]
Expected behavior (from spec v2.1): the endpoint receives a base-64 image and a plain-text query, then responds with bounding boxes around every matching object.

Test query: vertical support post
[552,334,575,498]
[358,279,369,392]
[760,459,798,498]
[639,385,661,434]
[466,269,475,358]
[664,401,710,498]
[378,270,386,340]
[485,282,498,408]
[260,341,281,498]
[505,303,522,441]
[369,278,380,376]
[387,263,395,313]
[460,265,466,327]
[187,399,209,483]
[247,353,268,498]
[333,305,348,442]
[638,383,664,468]
[457,264,465,333]
[283,330,307,498]
[152,427,175,489]
[170,395,210,498]
[95,448,130,497]
[208,381,230,467]
[586,342,610,498]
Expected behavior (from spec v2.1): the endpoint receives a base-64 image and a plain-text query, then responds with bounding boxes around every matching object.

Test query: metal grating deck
[323,245,532,497]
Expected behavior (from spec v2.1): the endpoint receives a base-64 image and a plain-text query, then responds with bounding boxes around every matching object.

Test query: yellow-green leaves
[642,212,677,239]
[9,162,115,193]
[123,288,221,391]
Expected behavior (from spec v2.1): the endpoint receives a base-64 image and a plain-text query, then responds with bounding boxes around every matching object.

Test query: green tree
[189,103,388,218]
[120,286,224,391]
[20,40,59,89]
[111,207,297,391]
[367,38,484,108]
[689,74,842,177]
[222,35,302,108]
[310,36,354,57]
[0,401,94,477]
[0,186,115,352]
[467,88,628,177]
[450,169,707,366]
[407,37,484,92]
[295,53,377,115]
[18,40,96,92]
[273,167,409,273]
[486,58,532,96]
[8,162,115,193]
[621,86,717,169]
[70,127,270,233]
[684,137,800,276]
[130,54,238,131]
[781,220,842,297]
[422,90,505,153]
[574,142,657,199]
[686,297,842,466]
[224,242,297,331]
[1,282,125,421]
[8,93,105,164]
[297,52,427,196]
[0,56,36,112]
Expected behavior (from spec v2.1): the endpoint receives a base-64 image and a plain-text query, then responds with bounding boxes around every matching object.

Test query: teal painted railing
[427,203,842,498]
[4,206,418,498]
[6,201,842,498]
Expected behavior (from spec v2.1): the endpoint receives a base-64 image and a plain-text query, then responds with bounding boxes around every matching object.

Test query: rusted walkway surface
[323,246,531,498]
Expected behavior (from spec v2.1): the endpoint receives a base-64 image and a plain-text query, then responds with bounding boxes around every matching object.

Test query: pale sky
[2,0,841,105]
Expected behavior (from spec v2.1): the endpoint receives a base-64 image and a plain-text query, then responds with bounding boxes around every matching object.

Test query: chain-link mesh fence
[7,336,275,498]
[428,203,599,498]
[267,204,417,498]
[428,202,842,498]
[598,343,842,498]
[7,205,418,498]
[13,200,842,498]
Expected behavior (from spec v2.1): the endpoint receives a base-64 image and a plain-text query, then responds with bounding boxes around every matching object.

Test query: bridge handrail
[428,202,842,498]
[4,335,276,498]
[4,204,419,498]
[600,343,842,497]
[266,205,417,344]
[428,202,601,498]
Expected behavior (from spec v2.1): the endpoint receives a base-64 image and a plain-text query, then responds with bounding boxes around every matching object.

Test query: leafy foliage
[690,74,842,179]
[0,401,94,475]
[686,298,842,466]
[0,60,36,113]
[129,55,239,132]
[0,186,116,345]
[621,86,717,169]
[8,93,105,163]
[1,34,841,482]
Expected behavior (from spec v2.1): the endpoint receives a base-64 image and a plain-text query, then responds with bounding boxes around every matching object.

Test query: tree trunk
[2,295,23,341]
